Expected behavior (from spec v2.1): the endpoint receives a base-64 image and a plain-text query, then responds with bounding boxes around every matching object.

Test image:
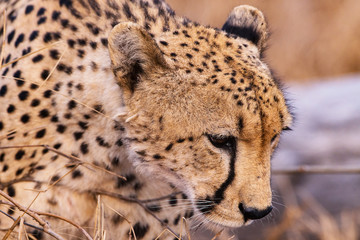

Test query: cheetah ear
[222,5,268,52]
[108,22,168,95]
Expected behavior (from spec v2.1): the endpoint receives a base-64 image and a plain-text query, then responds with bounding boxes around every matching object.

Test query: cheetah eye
[207,134,235,149]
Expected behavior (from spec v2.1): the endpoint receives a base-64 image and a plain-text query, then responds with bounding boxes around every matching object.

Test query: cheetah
[0,0,292,239]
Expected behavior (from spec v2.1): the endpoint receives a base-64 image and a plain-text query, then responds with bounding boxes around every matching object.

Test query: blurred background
[167,0,360,239]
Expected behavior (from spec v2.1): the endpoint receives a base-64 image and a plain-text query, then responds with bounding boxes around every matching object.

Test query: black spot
[54,83,62,91]
[165,143,173,151]
[57,63,73,75]
[43,90,52,98]
[35,165,46,170]
[147,204,162,212]
[185,53,193,59]
[37,7,46,16]
[72,169,83,178]
[61,19,69,28]
[90,41,97,49]
[159,40,168,46]
[21,114,30,123]
[49,49,60,60]
[2,68,9,76]
[42,148,49,154]
[53,143,62,149]
[32,54,44,63]
[50,175,60,183]
[184,210,194,218]
[2,164,9,172]
[77,38,87,46]
[7,185,16,197]
[176,139,185,143]
[40,69,50,80]
[67,39,75,48]
[88,0,102,16]
[14,33,24,48]
[80,142,89,154]
[115,138,123,146]
[100,38,108,46]
[173,214,181,225]
[56,124,66,133]
[131,222,149,239]
[15,150,25,160]
[116,174,136,188]
[29,30,39,41]
[153,154,162,159]
[73,131,83,140]
[7,104,15,113]
[111,157,120,166]
[78,121,88,130]
[122,2,136,21]
[18,91,29,101]
[75,84,83,90]
[52,11,61,20]
[13,70,24,86]
[31,99,40,107]
[0,121,3,130]
[25,5,34,14]
[96,136,110,147]
[68,100,77,109]
[86,22,100,35]
[15,168,24,176]
[7,30,15,43]
[237,100,244,106]
[0,85,7,96]
[59,0,82,18]
[35,129,46,138]
[37,16,47,25]
[7,206,15,215]
[39,109,50,118]
[245,86,252,91]
[0,153,4,162]
[169,196,177,206]
[75,49,85,59]
[30,83,39,90]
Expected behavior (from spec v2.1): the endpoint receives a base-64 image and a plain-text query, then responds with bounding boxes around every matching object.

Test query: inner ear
[222,5,268,52]
[108,22,168,94]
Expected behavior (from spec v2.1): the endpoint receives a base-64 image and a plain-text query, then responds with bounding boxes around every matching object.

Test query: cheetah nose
[238,203,272,221]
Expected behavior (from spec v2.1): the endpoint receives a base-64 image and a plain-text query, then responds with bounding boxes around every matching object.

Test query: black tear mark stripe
[212,140,237,204]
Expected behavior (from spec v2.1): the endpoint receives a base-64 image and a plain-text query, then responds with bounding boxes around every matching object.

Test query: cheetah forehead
[127,27,290,137]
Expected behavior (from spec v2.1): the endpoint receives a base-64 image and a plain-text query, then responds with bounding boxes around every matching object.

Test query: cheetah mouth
[194,203,246,227]
[199,210,248,228]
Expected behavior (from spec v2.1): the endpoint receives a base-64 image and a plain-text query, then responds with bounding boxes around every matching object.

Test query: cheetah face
[108,6,292,228]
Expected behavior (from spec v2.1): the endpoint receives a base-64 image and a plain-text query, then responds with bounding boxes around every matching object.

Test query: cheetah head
[108,5,292,228]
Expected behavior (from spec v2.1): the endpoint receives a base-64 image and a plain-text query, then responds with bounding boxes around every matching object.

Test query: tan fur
[0,0,292,239]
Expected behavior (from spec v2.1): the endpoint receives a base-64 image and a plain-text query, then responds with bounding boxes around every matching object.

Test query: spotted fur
[0,0,292,239]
